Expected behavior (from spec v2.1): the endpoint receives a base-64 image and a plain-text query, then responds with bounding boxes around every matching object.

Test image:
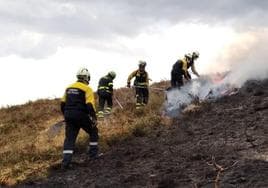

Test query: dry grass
[0,82,170,186]
[0,99,63,185]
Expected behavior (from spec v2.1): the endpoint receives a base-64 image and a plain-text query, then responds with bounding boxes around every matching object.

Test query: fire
[164,72,239,117]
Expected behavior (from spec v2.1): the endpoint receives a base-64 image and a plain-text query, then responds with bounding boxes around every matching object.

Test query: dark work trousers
[62,116,99,166]
[135,87,149,107]
[171,70,184,88]
[98,91,113,112]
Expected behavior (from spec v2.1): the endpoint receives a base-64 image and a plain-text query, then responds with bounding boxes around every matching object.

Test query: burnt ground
[16,79,268,188]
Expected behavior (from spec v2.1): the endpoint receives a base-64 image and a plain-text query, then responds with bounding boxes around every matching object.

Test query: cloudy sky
[0,0,267,106]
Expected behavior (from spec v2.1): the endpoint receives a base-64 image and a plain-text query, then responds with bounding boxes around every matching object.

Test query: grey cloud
[2,0,267,36]
[0,29,61,59]
[0,0,267,58]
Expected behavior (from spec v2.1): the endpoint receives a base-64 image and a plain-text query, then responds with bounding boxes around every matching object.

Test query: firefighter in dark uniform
[171,51,200,88]
[97,71,116,118]
[127,61,149,109]
[60,67,99,169]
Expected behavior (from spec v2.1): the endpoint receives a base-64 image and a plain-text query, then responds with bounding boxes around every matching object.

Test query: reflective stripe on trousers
[63,150,73,154]
[89,142,98,146]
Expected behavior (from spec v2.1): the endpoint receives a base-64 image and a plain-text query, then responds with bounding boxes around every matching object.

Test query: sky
[0,0,268,107]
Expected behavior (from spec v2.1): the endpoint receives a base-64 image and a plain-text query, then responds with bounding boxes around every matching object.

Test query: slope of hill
[1,79,268,188]
[0,83,168,186]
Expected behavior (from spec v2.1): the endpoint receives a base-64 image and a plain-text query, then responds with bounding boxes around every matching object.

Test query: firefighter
[60,67,99,169]
[97,71,116,118]
[170,51,200,88]
[127,61,149,109]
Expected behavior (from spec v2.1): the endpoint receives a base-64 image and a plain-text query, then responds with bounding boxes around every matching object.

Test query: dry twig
[207,156,238,188]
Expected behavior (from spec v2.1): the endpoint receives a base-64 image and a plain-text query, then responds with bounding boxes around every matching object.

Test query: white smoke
[164,75,231,117]
[219,30,268,87]
[164,29,268,117]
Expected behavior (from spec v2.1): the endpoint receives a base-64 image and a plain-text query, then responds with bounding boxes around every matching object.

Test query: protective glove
[127,82,131,88]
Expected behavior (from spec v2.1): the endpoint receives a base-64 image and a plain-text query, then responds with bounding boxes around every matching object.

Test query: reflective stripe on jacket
[98,76,113,93]
[127,70,149,87]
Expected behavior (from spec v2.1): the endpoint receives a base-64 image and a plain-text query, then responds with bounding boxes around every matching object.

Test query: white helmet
[108,71,116,79]
[192,51,199,59]
[76,67,90,83]
[184,53,192,59]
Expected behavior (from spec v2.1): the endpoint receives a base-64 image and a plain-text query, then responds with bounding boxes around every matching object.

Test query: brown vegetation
[0,82,168,186]
[1,79,268,188]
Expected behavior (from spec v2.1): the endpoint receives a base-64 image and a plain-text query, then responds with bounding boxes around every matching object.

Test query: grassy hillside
[0,82,169,186]
[28,79,267,188]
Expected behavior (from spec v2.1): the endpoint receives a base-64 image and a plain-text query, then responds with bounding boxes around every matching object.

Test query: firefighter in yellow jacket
[171,51,200,88]
[60,67,99,169]
[127,61,149,109]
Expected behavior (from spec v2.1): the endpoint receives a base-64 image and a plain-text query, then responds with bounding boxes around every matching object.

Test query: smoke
[164,30,268,117]
[219,30,268,87]
[164,75,231,117]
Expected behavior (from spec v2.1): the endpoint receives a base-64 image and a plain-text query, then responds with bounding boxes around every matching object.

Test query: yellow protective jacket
[172,57,192,79]
[61,81,96,119]
[181,58,188,72]
[127,70,149,88]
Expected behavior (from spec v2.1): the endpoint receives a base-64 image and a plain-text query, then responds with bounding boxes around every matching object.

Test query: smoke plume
[164,30,268,117]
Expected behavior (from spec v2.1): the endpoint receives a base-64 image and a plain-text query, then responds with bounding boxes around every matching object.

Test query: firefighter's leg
[142,88,149,105]
[104,94,113,115]
[171,71,177,88]
[135,87,142,109]
[88,126,99,158]
[97,93,105,118]
[177,71,184,88]
[80,118,99,159]
[62,119,80,168]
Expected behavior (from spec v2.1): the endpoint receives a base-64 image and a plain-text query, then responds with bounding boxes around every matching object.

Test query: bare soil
[15,79,268,188]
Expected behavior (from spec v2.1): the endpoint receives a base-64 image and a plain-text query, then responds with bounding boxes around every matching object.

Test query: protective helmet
[184,53,192,59]
[138,60,146,67]
[192,51,199,59]
[108,71,116,79]
[76,67,90,82]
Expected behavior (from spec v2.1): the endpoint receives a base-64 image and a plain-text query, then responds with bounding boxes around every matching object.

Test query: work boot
[61,159,74,170]
[91,152,104,160]
[136,102,142,109]
[61,152,73,169]
[97,111,104,118]
[88,145,99,159]
[104,108,111,115]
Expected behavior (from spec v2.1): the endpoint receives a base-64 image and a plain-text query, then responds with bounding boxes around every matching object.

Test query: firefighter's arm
[85,87,97,120]
[86,102,97,127]
[87,103,97,120]
[108,80,113,94]
[60,93,66,114]
[183,70,191,80]
[191,64,200,77]
[127,70,137,86]
[146,72,149,86]
[182,61,191,80]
